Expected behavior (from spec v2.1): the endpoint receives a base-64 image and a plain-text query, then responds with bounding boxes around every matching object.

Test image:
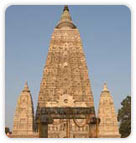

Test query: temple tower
[36,6,96,138]
[98,83,120,138]
[12,82,34,137]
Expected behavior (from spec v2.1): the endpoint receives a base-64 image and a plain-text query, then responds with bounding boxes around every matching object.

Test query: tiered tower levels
[36,6,95,138]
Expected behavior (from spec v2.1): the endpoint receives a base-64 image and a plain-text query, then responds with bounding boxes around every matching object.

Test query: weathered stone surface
[36,6,96,138]
[98,83,120,138]
[12,82,34,136]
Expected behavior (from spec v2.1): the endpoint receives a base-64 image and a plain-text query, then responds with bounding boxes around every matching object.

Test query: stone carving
[12,82,34,137]
[98,83,120,138]
[36,5,95,138]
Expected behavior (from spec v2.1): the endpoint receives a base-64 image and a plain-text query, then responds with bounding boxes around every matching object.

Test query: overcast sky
[5,5,131,130]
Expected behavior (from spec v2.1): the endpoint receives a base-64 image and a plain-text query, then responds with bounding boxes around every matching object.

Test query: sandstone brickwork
[98,83,120,138]
[36,6,96,138]
[12,82,34,136]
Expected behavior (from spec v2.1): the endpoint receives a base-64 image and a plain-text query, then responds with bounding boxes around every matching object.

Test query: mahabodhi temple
[12,6,120,138]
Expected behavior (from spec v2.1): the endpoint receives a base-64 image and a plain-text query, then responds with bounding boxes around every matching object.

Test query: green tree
[118,96,131,138]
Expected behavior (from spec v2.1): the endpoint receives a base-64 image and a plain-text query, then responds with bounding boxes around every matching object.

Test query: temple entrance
[36,107,100,138]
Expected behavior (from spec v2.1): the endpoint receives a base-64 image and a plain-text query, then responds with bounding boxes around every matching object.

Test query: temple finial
[56,5,76,29]
[24,81,29,91]
[63,5,69,11]
[103,83,109,91]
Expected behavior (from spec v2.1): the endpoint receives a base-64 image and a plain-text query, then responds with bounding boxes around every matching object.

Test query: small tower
[12,82,34,137]
[98,83,120,138]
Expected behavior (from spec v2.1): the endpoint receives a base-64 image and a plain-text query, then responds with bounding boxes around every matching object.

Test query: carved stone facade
[36,5,96,138]
[98,83,120,138]
[12,82,34,137]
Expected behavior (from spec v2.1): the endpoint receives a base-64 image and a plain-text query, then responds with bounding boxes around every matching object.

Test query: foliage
[118,96,131,138]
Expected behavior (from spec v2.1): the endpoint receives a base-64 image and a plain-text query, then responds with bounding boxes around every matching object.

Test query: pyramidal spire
[98,82,120,137]
[56,5,76,29]
[12,81,34,136]
[103,83,109,92]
